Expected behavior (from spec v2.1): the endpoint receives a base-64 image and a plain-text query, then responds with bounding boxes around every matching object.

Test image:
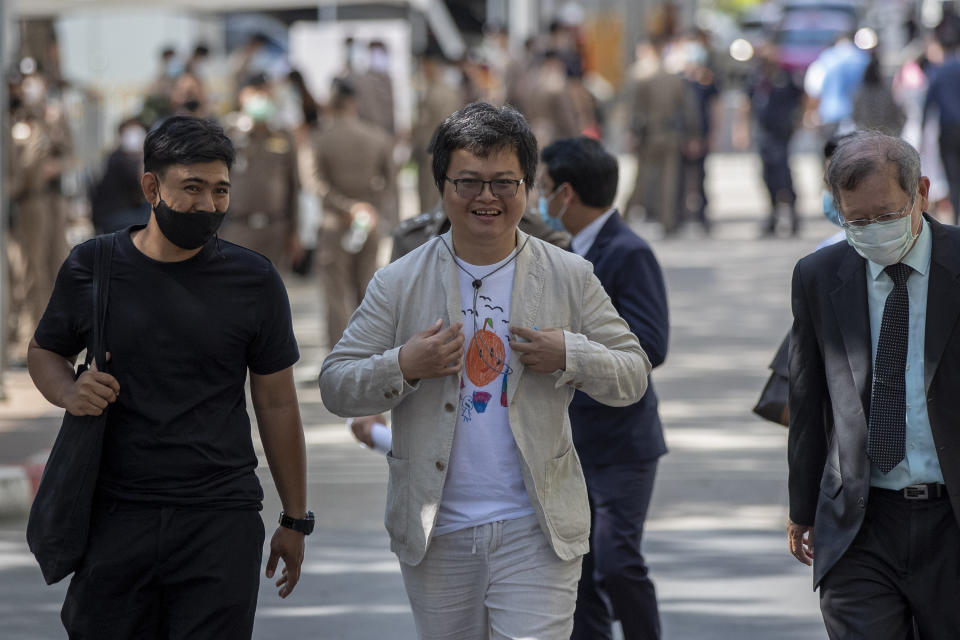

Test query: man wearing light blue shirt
[865,221,945,491]
[787,131,960,639]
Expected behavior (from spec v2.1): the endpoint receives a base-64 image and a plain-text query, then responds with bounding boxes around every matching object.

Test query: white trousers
[400,515,582,640]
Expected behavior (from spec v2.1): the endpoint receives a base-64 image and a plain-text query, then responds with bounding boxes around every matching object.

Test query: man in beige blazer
[320,103,650,639]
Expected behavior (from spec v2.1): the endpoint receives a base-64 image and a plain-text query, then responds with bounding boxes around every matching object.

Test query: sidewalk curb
[0,453,47,517]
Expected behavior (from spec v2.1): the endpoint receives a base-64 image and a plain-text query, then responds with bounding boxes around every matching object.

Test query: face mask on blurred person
[538,186,568,233]
[153,182,226,250]
[368,49,390,73]
[686,43,709,67]
[844,212,918,266]
[242,94,276,122]
[120,126,146,154]
[21,77,46,106]
[822,190,842,227]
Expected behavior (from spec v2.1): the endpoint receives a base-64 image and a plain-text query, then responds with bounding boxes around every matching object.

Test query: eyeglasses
[445,177,525,199]
[840,199,913,228]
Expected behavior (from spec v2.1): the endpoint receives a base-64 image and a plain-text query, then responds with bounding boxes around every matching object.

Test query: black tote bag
[27,233,114,585]
[752,332,791,427]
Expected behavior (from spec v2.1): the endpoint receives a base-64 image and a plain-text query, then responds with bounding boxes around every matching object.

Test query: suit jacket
[788,214,960,588]
[319,230,652,566]
[570,212,669,465]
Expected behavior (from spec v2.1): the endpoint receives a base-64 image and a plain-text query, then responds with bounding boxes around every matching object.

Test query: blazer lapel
[507,230,543,405]
[829,248,873,415]
[924,217,960,392]
[438,232,463,330]
[584,211,619,264]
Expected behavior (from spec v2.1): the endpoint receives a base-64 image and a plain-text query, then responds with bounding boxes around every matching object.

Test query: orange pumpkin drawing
[466,318,506,387]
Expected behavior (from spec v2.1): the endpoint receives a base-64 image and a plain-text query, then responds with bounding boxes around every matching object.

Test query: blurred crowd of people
[6,6,960,366]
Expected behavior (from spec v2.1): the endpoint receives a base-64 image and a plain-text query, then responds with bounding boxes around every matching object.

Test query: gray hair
[827,131,921,216]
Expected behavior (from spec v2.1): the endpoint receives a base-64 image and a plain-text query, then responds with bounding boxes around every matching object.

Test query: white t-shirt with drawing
[434,251,535,536]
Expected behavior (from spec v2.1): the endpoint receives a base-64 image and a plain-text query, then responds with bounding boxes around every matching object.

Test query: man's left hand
[509,326,566,373]
[266,526,305,598]
[787,519,814,566]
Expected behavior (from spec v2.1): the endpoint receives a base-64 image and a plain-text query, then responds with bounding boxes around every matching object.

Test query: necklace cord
[439,235,531,378]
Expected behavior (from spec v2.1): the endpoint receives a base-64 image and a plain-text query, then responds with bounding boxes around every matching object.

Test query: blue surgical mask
[822,190,842,227]
[538,186,567,232]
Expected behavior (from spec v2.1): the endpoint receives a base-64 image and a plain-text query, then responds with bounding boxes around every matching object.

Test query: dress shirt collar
[866,217,932,281]
[570,208,617,257]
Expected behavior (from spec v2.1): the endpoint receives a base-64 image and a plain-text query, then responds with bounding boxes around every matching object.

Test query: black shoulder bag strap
[27,232,116,585]
[90,233,115,371]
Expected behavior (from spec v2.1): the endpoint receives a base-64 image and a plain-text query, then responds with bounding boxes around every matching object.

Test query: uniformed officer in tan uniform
[411,50,463,213]
[625,42,700,235]
[6,70,70,363]
[219,76,301,269]
[313,78,397,349]
[356,40,396,137]
[524,51,583,148]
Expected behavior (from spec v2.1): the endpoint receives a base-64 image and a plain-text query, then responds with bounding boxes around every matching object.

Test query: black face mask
[153,188,226,250]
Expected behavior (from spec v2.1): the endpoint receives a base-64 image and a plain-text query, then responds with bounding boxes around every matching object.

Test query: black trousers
[819,487,960,640]
[757,129,798,232]
[61,501,265,639]
[572,459,660,640]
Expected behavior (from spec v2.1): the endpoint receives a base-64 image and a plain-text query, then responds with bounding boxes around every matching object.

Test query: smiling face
[442,147,527,264]
[143,161,231,214]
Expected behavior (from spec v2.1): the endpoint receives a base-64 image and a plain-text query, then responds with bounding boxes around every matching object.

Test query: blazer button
[858,497,865,508]
[435,461,445,471]
[444,402,455,412]
[384,392,392,399]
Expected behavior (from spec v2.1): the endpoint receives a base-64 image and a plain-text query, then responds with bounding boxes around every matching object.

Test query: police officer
[313,78,397,349]
[220,75,301,268]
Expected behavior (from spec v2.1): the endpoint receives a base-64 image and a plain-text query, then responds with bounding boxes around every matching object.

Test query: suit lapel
[829,248,873,414]
[924,217,960,392]
[507,230,543,405]
[584,210,619,264]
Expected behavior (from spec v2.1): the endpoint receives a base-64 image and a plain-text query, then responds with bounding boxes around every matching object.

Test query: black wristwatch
[279,511,315,535]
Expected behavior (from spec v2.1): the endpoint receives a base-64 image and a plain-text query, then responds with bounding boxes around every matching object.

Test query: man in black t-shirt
[27,116,310,639]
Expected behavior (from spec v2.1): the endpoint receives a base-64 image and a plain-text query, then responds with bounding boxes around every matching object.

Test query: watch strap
[279,510,315,535]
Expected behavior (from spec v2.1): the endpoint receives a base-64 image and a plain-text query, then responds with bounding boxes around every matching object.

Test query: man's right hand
[787,519,814,566]
[62,360,120,417]
[397,319,464,383]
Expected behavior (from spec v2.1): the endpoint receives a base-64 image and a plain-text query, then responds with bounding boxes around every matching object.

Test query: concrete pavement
[0,151,833,638]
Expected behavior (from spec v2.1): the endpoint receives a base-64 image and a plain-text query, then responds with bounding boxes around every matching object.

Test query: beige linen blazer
[319,229,651,566]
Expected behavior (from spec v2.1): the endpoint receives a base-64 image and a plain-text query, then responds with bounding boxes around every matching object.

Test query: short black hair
[429,102,538,193]
[143,116,235,175]
[541,137,619,208]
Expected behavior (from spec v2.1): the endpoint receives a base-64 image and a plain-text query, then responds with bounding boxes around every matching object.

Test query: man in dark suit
[788,131,960,639]
[539,137,668,640]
